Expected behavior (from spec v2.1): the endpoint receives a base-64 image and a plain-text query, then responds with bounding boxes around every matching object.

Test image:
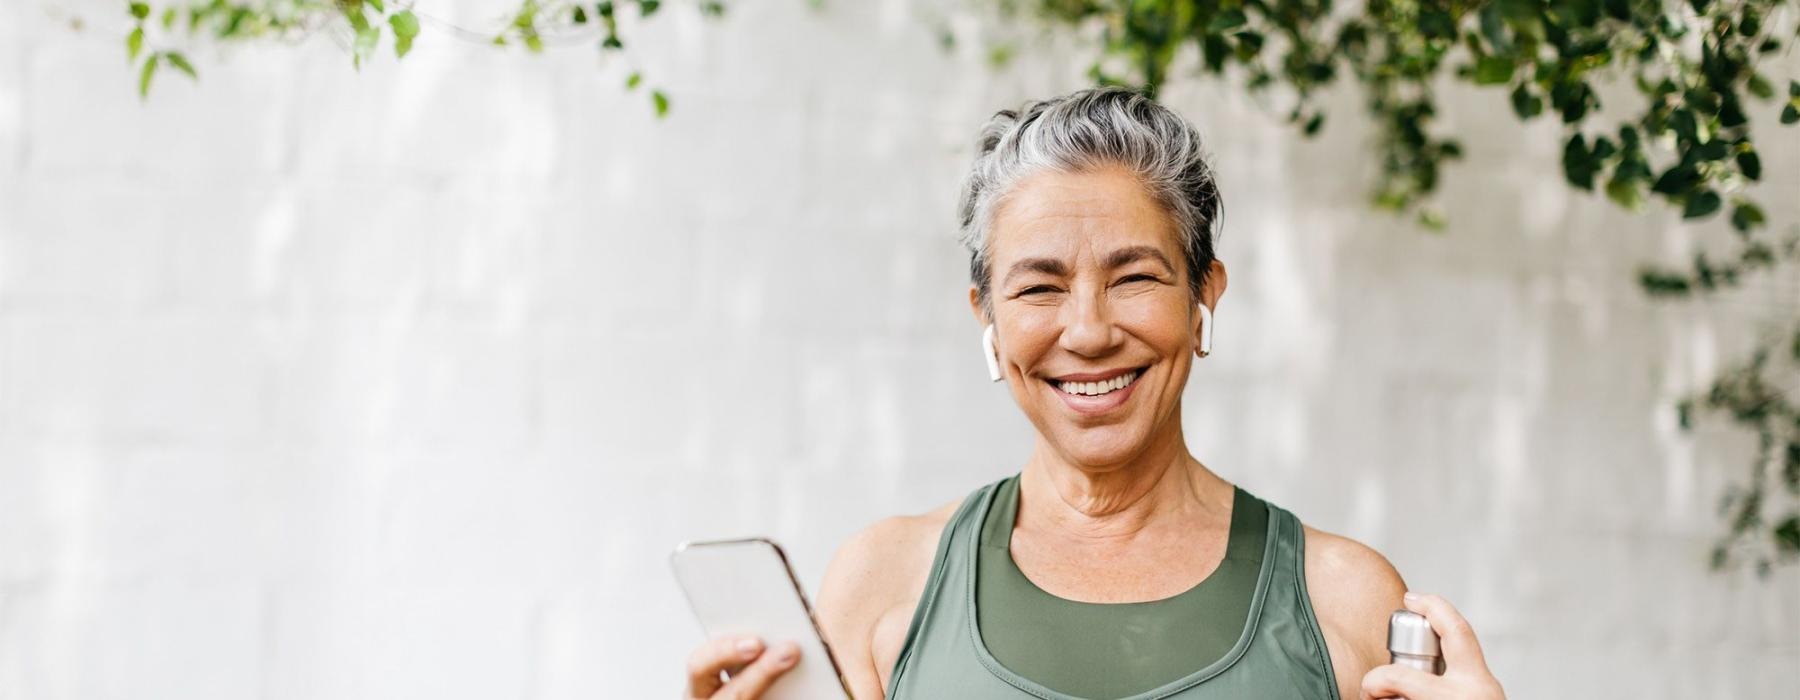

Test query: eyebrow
[1102,245,1175,273]
[1002,245,1175,286]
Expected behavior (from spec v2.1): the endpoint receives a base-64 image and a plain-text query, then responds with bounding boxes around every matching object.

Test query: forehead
[989,166,1180,261]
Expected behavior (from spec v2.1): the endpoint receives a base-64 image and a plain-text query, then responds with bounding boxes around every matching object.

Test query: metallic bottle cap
[1387,609,1441,658]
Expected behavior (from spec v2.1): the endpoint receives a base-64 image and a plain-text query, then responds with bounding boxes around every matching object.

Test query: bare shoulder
[1301,525,1409,696]
[814,497,964,698]
[820,498,960,608]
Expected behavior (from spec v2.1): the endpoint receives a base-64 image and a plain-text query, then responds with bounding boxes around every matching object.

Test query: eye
[1018,285,1060,296]
[1116,273,1161,286]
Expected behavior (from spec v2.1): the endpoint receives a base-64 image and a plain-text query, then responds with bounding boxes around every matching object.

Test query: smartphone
[670,537,851,699]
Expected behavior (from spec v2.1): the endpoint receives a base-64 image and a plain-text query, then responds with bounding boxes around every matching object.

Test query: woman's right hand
[685,634,802,699]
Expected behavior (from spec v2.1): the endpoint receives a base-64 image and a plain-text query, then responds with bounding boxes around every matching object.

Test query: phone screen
[670,538,851,699]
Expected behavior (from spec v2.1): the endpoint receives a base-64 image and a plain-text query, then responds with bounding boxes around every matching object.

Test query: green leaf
[1639,269,1691,296]
[1605,177,1643,210]
[1652,164,1701,195]
[164,51,196,80]
[625,71,642,90]
[129,2,149,20]
[1737,150,1762,181]
[138,53,159,99]
[1729,202,1766,232]
[127,27,143,62]
[1208,9,1247,32]
[525,34,544,52]
[1776,517,1800,555]
[353,24,380,67]
[389,10,418,58]
[1782,103,1799,125]
[1473,56,1512,85]
[638,0,661,17]
[1510,84,1542,119]
[1682,190,1722,219]
[1303,112,1324,136]
[651,89,669,117]
[1746,74,1774,100]
[390,9,419,39]
[1562,134,1596,190]
[368,0,385,12]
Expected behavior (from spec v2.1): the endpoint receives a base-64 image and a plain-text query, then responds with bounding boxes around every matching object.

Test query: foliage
[972,0,1800,573]
[119,0,724,115]
[1678,325,1800,575]
[107,0,1800,572]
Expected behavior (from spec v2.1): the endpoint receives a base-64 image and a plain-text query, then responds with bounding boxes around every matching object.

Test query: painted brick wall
[1,1,1797,698]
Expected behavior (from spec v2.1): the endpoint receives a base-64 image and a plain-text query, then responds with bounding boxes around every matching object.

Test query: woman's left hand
[1358,592,1506,700]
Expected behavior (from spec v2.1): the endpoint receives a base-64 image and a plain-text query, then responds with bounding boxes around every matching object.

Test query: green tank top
[886,473,1341,700]
[976,474,1266,697]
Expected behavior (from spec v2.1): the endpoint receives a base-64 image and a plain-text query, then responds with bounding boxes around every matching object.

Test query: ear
[1195,258,1227,346]
[968,285,987,326]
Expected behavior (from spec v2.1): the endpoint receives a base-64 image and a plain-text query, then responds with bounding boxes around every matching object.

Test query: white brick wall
[2,1,1797,698]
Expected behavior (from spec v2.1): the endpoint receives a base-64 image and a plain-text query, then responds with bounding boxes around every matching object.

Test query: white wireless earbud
[1197,302,1214,357]
[982,324,1003,382]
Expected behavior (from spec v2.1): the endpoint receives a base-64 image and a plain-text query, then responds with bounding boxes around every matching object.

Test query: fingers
[1402,592,1490,674]
[686,635,764,698]
[716,641,801,699]
[1360,663,1450,700]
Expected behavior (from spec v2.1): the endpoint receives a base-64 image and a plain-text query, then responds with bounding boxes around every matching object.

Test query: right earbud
[981,324,1003,382]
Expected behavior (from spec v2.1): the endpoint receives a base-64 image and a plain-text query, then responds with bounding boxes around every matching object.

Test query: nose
[1058,290,1119,358]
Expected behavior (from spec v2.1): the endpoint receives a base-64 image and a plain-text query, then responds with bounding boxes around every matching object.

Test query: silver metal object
[1388,609,1445,675]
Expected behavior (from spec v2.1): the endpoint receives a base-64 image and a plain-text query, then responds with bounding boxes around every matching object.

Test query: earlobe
[982,324,1004,382]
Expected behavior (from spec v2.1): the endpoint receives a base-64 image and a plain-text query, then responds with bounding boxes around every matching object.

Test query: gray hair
[957,87,1224,317]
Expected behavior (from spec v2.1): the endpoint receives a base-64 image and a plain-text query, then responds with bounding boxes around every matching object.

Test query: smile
[1045,367,1148,415]
[1054,370,1140,397]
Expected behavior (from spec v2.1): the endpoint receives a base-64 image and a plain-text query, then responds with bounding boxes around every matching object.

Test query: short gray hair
[957,87,1224,316]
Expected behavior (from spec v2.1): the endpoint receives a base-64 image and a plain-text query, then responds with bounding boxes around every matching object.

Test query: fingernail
[777,644,800,665]
[736,638,762,660]
[1403,591,1420,602]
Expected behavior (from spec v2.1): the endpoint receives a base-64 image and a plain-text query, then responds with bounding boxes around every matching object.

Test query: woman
[684,88,1507,700]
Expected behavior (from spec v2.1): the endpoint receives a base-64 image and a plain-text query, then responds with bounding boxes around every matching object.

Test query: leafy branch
[1681,323,1800,575]
[963,0,1800,572]
[118,0,729,115]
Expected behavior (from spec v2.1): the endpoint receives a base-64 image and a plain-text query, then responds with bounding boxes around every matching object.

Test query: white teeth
[1057,371,1139,397]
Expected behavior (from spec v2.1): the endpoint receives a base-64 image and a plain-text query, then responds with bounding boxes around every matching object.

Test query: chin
[1048,423,1154,471]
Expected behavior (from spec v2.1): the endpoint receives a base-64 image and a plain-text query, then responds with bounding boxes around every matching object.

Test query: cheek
[998,308,1064,366]
[1114,295,1195,352]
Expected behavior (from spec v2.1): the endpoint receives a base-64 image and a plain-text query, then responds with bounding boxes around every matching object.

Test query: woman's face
[971,165,1226,471]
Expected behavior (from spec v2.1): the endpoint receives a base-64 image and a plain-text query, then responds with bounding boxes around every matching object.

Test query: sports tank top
[976,474,1265,697]
[885,474,1341,700]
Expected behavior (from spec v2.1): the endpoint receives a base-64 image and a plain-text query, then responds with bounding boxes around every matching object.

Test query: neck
[1017,411,1230,542]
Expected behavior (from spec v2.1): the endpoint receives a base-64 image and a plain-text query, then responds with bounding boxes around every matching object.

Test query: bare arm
[1304,526,1410,699]
[814,502,959,699]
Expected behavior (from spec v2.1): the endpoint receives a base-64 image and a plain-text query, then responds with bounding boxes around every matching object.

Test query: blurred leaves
[1683,327,1800,575]
[116,0,729,115]
[107,0,1800,572]
[979,0,1800,573]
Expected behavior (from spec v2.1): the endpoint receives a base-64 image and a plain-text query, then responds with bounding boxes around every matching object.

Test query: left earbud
[982,324,1003,382]
[1197,303,1213,357]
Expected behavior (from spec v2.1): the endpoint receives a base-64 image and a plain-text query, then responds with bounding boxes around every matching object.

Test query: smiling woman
[681,87,1508,700]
